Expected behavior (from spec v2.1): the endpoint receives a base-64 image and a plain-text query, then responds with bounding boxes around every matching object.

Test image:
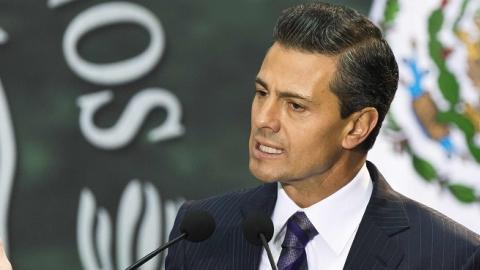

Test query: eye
[255,89,268,97]
[288,102,305,112]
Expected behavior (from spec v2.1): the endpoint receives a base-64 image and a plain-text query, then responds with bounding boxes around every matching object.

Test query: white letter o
[63,2,165,85]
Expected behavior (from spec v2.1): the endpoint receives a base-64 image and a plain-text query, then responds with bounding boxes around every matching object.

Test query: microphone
[242,213,277,270]
[125,209,215,270]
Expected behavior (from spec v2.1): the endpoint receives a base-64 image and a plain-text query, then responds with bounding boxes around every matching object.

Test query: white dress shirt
[258,163,373,270]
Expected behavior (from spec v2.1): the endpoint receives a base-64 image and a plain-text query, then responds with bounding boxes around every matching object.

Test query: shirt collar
[271,163,373,255]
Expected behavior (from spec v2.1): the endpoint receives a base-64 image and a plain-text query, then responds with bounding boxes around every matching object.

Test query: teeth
[259,144,283,154]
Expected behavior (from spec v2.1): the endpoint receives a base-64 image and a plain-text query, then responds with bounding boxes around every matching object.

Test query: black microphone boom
[125,209,215,270]
[125,232,186,270]
[242,213,277,270]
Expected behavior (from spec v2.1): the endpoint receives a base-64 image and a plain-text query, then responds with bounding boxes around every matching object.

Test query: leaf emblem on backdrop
[0,78,17,253]
[370,0,480,203]
[77,181,184,270]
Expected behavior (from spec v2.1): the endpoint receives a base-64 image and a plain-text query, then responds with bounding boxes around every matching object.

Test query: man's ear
[342,107,378,150]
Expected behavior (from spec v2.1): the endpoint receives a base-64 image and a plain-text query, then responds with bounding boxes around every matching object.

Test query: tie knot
[281,211,318,249]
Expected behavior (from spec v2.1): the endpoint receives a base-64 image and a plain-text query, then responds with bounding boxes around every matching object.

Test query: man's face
[249,43,350,184]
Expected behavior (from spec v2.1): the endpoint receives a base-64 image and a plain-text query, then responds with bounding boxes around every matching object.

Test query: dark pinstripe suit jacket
[165,161,480,269]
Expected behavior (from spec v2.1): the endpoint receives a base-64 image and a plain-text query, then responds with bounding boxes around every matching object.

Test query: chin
[254,175,278,183]
[249,161,279,183]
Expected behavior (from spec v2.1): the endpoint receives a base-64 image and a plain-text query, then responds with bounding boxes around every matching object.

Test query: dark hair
[273,2,399,151]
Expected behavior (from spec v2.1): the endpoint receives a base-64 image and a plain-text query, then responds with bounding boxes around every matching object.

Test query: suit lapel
[236,183,277,270]
[344,161,409,270]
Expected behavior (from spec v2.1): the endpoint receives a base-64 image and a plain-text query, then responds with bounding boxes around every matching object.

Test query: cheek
[250,99,259,124]
[293,130,343,172]
[291,122,343,155]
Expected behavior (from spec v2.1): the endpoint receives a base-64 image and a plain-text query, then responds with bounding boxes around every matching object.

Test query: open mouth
[256,142,284,155]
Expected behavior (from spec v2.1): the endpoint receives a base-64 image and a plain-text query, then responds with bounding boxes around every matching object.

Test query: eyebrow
[255,77,314,103]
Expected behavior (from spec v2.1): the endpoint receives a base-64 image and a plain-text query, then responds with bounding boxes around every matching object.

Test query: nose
[252,97,281,133]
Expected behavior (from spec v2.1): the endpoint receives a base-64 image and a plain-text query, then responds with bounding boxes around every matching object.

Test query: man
[0,241,12,270]
[166,2,480,269]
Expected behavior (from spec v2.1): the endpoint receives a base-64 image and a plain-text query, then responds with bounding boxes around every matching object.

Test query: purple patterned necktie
[277,211,318,270]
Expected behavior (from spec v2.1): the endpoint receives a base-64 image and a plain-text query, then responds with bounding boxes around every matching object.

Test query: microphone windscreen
[179,210,216,242]
[242,213,274,246]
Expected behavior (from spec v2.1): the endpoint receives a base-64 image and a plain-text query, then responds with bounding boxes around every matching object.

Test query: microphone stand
[259,233,278,270]
[125,232,187,270]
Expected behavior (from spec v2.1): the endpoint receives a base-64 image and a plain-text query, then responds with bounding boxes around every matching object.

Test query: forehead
[256,43,338,96]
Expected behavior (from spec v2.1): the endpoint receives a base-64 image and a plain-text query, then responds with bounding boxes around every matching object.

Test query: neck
[281,151,367,208]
